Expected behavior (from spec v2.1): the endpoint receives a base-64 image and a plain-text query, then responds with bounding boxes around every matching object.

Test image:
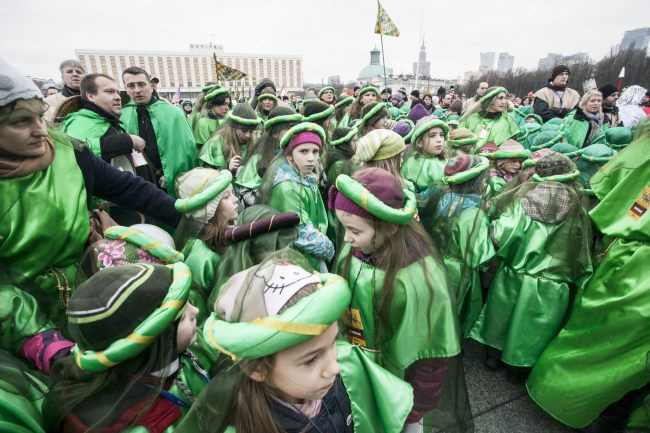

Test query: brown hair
[359,154,405,187]
[413,130,448,161]
[215,124,253,164]
[340,218,438,354]
[233,282,320,433]
[202,198,235,253]
[80,74,115,101]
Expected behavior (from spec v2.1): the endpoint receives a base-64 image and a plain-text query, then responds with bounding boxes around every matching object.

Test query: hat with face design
[204,259,350,361]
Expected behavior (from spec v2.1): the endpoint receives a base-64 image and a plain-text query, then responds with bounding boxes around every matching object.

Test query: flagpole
[380,32,388,91]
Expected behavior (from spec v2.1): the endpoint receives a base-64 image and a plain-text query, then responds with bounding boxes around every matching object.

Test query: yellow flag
[374,1,400,37]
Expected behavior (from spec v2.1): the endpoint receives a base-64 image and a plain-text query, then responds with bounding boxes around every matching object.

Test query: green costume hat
[525,113,543,125]
[568,143,616,163]
[333,174,418,225]
[413,118,449,144]
[330,126,358,147]
[531,130,564,150]
[104,225,184,264]
[205,261,350,361]
[302,99,335,123]
[227,102,262,128]
[174,168,233,222]
[318,86,336,97]
[448,127,478,148]
[257,93,278,105]
[205,87,230,102]
[335,96,354,109]
[69,262,191,372]
[359,102,389,128]
[479,139,531,159]
[479,86,508,106]
[263,107,303,130]
[441,156,490,185]
[357,85,379,98]
[279,122,327,150]
[387,106,401,120]
[353,128,405,162]
[532,153,580,183]
[432,108,448,121]
[549,142,579,155]
[447,114,461,122]
[605,126,633,149]
[202,83,219,94]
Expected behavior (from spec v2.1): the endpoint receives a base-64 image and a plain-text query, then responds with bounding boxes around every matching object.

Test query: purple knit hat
[407,103,429,123]
[284,131,323,156]
[328,168,404,221]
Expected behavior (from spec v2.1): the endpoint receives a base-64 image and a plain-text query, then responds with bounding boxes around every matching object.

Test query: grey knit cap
[0,57,42,107]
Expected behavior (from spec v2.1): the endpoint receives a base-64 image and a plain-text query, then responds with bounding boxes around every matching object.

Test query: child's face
[500,159,522,175]
[264,323,340,404]
[261,98,276,111]
[289,143,320,177]
[176,302,199,353]
[421,127,445,156]
[218,185,239,222]
[336,210,384,254]
[361,91,377,105]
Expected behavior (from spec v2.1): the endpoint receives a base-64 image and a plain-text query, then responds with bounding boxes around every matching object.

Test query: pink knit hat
[284,131,323,156]
[328,168,404,221]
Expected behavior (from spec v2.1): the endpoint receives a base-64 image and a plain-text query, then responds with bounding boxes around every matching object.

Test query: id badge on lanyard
[478,124,490,139]
[344,307,367,347]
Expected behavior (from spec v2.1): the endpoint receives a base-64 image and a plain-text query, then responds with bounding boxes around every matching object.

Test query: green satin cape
[121,98,197,197]
[0,130,89,325]
[470,203,593,367]
[61,108,127,157]
[400,153,446,192]
[526,238,649,428]
[234,153,262,190]
[334,244,460,378]
[194,116,224,147]
[0,354,48,433]
[458,112,519,149]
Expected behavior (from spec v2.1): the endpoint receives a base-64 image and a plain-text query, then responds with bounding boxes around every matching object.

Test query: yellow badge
[344,307,366,347]
[628,186,650,221]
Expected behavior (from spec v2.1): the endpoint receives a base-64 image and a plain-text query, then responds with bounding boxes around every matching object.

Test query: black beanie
[598,84,618,99]
[550,65,570,81]
[410,90,420,98]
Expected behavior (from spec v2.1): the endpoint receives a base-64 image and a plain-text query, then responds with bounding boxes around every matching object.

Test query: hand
[159,176,166,189]
[229,155,242,172]
[130,135,146,152]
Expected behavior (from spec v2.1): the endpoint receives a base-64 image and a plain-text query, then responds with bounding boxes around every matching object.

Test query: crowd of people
[1,55,649,433]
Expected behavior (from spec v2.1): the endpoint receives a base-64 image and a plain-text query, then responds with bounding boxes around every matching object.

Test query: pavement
[458,339,645,433]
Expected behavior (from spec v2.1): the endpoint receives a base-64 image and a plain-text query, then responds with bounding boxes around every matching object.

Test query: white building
[620,27,650,55]
[497,52,514,74]
[74,43,304,97]
[480,52,496,71]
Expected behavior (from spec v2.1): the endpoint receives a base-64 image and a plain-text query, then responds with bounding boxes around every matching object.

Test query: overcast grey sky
[1,0,647,84]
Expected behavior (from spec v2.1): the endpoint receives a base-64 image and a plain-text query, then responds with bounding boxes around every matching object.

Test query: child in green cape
[331,168,471,432]
[258,123,334,271]
[401,118,449,207]
[176,254,414,433]
[43,262,208,432]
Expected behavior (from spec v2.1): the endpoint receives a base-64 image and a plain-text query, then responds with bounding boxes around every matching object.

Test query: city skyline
[2,0,647,85]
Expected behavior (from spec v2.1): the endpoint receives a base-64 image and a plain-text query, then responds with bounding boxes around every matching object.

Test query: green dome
[357,64,393,81]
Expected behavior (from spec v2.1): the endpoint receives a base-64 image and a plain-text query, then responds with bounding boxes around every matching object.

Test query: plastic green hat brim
[303,104,335,123]
[264,114,303,131]
[532,170,580,183]
[521,159,537,168]
[202,84,219,93]
[335,96,354,109]
[448,137,478,147]
[105,226,184,264]
[479,87,508,105]
[174,170,233,213]
[480,149,531,159]
[227,112,262,127]
[279,122,327,150]
[583,154,614,163]
[360,103,388,126]
[358,86,378,98]
[530,132,564,150]
[330,128,358,147]
[335,175,418,225]
[204,273,350,361]
[400,119,415,143]
[258,94,278,104]
[413,119,449,144]
[318,86,335,97]
[441,156,490,185]
[72,262,191,372]
[205,88,230,102]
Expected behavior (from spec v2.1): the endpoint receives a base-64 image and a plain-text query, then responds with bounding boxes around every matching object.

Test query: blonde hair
[578,90,602,112]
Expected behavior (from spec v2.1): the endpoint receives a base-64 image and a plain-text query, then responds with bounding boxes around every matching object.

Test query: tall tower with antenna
[412,36,431,78]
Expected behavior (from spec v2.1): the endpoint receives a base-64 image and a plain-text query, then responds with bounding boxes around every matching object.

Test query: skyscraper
[480,52,496,71]
[497,52,514,73]
[412,41,431,78]
[620,27,650,54]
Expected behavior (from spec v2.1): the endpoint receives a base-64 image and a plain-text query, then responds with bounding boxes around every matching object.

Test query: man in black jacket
[533,65,581,122]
